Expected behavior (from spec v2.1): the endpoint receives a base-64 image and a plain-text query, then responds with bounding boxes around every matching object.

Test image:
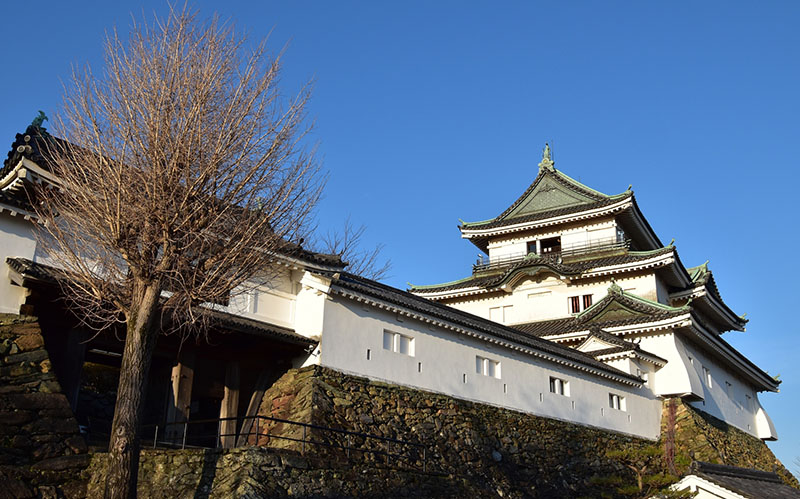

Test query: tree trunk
[104,283,162,499]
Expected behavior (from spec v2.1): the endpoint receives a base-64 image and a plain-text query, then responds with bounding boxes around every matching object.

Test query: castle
[0,126,779,446]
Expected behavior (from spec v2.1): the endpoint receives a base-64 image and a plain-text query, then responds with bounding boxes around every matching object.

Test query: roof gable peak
[577,281,689,324]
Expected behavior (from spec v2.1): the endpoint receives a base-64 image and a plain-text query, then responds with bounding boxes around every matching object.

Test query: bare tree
[317,216,391,280]
[33,7,321,498]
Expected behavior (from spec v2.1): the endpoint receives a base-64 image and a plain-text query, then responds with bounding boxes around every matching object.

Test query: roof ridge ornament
[608,280,623,295]
[31,110,48,130]
[538,142,555,172]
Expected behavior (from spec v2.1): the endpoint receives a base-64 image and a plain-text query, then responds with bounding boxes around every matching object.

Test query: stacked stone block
[0,314,89,498]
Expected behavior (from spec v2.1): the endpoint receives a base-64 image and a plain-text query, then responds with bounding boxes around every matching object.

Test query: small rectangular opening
[571,400,575,410]
[503,383,507,394]
[418,362,422,373]
[463,373,467,384]
[366,349,371,360]
[540,236,561,254]
[539,393,543,402]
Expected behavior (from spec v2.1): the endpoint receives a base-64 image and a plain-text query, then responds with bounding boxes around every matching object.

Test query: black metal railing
[561,237,629,257]
[472,238,630,273]
[135,414,432,473]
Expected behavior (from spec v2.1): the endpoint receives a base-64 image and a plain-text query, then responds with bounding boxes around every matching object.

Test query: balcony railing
[561,237,629,258]
[472,238,629,273]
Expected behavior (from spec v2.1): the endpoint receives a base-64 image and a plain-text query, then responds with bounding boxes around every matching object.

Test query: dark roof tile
[412,247,675,294]
[687,461,800,498]
[325,270,642,384]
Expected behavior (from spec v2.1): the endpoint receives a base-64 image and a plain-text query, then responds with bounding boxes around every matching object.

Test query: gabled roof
[577,328,667,365]
[513,284,691,338]
[2,123,57,177]
[461,155,630,230]
[678,461,800,499]
[577,281,691,323]
[676,261,747,332]
[410,245,678,296]
[458,151,662,252]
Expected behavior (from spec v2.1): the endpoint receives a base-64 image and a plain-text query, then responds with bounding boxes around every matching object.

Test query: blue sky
[2,1,798,473]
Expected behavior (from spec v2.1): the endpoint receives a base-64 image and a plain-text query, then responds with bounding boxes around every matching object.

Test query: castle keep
[0,125,785,492]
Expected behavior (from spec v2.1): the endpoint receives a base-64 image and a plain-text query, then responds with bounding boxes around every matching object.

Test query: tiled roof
[2,124,63,178]
[685,262,745,328]
[686,461,800,498]
[324,270,643,384]
[202,308,315,346]
[0,189,34,213]
[514,310,686,337]
[460,167,630,231]
[411,246,675,294]
[280,240,344,268]
[6,257,316,346]
[6,257,67,284]
[513,285,690,338]
[462,196,627,231]
[579,329,667,364]
[2,123,343,269]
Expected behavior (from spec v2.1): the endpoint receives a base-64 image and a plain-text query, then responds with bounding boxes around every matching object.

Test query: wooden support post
[219,361,240,448]
[63,329,87,412]
[165,350,195,442]
[237,369,272,447]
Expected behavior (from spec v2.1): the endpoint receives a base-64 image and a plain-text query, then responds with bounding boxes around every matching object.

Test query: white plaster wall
[227,270,298,328]
[445,273,660,323]
[672,476,747,499]
[639,332,703,400]
[293,271,330,339]
[561,222,617,250]
[486,218,620,261]
[679,336,768,438]
[318,294,663,440]
[639,331,766,439]
[0,214,36,313]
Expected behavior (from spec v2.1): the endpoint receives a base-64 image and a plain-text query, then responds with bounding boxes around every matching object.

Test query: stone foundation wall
[252,366,798,496]
[663,398,798,487]
[0,314,89,498]
[87,447,479,498]
[253,366,653,497]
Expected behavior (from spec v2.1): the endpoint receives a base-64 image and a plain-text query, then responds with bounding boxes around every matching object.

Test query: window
[476,356,501,379]
[609,393,626,411]
[540,236,561,255]
[549,376,569,396]
[703,366,712,387]
[383,330,414,356]
[527,241,538,255]
[745,394,753,411]
[725,381,732,397]
[568,294,593,314]
[489,305,513,323]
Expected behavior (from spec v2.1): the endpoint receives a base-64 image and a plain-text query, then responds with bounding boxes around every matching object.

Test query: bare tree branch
[31,6,322,497]
[316,216,391,281]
